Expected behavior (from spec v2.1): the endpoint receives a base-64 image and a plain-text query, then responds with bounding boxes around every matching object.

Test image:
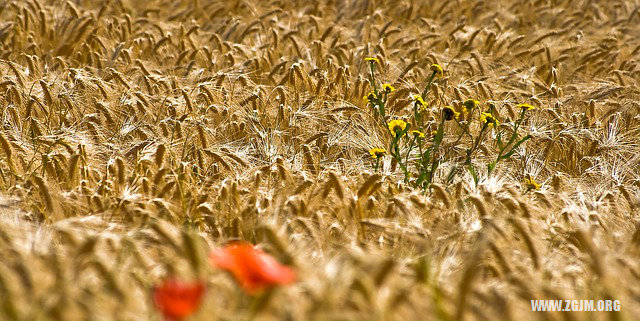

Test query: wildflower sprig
[443,106,460,121]
[480,112,499,128]
[369,148,386,159]
[517,103,535,111]
[383,83,395,93]
[369,148,386,172]
[462,109,493,186]
[364,57,386,119]
[387,119,411,181]
[413,95,428,110]
[430,63,444,76]
[363,91,377,105]
[409,130,425,139]
[523,175,541,192]
[462,99,480,114]
[412,95,428,127]
[405,130,426,176]
[488,103,533,175]
[420,63,443,99]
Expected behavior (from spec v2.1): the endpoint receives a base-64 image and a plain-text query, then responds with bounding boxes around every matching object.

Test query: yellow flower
[431,130,438,137]
[409,130,425,138]
[463,99,480,111]
[523,175,541,190]
[516,103,535,111]
[480,112,499,128]
[369,148,386,159]
[365,57,379,63]
[363,91,377,104]
[412,95,428,111]
[442,106,460,121]
[430,63,444,76]
[382,83,395,93]
[388,119,408,137]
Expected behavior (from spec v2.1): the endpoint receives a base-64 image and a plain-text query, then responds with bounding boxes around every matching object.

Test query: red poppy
[153,278,205,321]
[210,242,296,294]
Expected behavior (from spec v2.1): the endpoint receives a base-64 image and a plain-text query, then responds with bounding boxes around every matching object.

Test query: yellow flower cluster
[360,56,534,189]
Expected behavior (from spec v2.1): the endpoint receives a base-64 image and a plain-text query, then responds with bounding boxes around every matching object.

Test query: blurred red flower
[153,278,205,321]
[210,242,296,294]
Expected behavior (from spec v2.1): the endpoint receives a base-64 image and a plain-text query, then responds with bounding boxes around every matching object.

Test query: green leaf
[502,150,516,160]
[468,164,479,186]
[416,171,428,185]
[487,161,496,175]
[446,165,458,183]
[513,134,532,149]
[422,150,431,163]
[499,135,531,160]
[496,132,503,149]
[400,123,411,137]
[431,159,440,172]
[434,124,444,145]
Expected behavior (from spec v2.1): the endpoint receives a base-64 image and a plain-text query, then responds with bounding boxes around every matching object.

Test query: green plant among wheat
[365,58,536,190]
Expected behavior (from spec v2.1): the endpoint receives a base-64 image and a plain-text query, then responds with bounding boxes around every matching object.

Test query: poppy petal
[254,251,296,284]
[210,242,296,294]
[153,279,205,321]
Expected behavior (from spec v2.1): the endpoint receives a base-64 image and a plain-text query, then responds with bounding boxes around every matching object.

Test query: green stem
[421,72,437,99]
[390,136,409,183]
[405,137,416,172]
[427,119,446,184]
[395,142,409,182]
[455,119,473,139]
[368,62,379,97]
[507,109,526,146]
[464,124,487,165]
[497,108,526,159]
[442,131,465,160]
[418,139,425,171]
[368,62,387,120]
[380,91,387,119]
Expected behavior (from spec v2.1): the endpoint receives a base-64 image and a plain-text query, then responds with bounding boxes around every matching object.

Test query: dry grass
[0,0,640,320]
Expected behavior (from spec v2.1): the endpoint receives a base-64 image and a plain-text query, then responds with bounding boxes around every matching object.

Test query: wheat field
[0,0,639,320]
